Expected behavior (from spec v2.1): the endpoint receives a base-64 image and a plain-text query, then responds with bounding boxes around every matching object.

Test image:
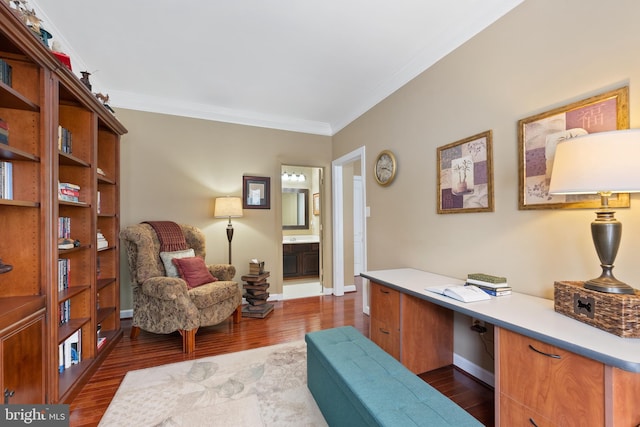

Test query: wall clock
[374,150,397,186]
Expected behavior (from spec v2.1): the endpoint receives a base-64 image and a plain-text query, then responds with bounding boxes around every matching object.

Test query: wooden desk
[361,268,640,427]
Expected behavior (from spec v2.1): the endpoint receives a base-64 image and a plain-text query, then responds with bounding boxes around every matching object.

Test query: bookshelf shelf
[58,285,91,303]
[0,80,39,111]
[0,144,39,162]
[0,1,126,404]
[0,198,38,207]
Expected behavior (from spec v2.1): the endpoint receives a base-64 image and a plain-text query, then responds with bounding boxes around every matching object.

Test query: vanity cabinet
[283,243,319,278]
[497,328,605,426]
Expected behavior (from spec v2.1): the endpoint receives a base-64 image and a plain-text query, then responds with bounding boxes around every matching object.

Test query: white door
[353,176,364,276]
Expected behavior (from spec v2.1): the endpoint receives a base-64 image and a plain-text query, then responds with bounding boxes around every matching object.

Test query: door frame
[332,147,367,309]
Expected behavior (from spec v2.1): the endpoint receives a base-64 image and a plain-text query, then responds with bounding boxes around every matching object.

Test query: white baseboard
[453,352,495,388]
[120,309,133,319]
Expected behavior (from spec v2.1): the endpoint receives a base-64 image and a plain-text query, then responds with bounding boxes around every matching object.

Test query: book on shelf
[58,238,76,250]
[58,258,70,291]
[97,336,107,350]
[0,58,12,86]
[58,216,71,239]
[97,230,109,249]
[0,161,13,199]
[0,117,8,145]
[58,181,80,202]
[59,329,82,372]
[58,125,73,154]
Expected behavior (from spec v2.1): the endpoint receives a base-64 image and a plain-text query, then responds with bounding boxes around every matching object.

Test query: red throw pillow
[172,256,218,288]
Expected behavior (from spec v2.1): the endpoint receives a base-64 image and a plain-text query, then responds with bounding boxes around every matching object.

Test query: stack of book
[467,273,512,296]
[58,182,80,202]
[0,117,8,145]
[0,161,12,199]
[97,230,109,250]
[0,58,12,86]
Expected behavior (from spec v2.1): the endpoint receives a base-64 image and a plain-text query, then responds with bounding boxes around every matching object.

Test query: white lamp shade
[214,196,243,218]
[548,129,640,195]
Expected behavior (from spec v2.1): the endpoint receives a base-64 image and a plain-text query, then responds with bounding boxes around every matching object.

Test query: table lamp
[214,196,243,264]
[548,129,640,294]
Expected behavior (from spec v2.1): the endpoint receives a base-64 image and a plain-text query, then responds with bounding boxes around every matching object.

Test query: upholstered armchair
[120,223,242,353]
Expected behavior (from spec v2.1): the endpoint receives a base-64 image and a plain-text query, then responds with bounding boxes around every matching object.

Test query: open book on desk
[426,284,491,303]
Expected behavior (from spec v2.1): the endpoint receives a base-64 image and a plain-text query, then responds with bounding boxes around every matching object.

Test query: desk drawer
[498,328,604,425]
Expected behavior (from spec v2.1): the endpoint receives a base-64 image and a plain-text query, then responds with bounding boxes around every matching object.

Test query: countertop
[361,268,640,373]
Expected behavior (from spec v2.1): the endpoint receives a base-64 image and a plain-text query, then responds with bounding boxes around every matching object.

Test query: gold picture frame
[518,86,629,210]
[437,130,494,214]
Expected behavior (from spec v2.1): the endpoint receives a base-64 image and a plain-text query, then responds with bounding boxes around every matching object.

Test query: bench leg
[180,328,197,353]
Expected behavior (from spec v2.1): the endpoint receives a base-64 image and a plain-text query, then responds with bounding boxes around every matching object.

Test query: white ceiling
[30,0,523,136]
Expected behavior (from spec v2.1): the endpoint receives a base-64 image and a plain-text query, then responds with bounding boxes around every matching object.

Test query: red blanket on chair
[143,221,188,252]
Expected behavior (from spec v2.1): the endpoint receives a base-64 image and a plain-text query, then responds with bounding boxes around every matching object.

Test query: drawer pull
[528,344,561,359]
[380,289,390,294]
[378,328,390,335]
[4,388,15,404]
[529,418,539,426]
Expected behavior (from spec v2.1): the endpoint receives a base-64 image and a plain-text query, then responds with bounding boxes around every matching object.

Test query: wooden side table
[241,272,274,318]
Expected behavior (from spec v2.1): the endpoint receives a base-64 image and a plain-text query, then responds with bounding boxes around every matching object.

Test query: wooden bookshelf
[0,2,127,404]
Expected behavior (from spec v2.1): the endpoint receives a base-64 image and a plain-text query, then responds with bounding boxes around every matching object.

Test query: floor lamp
[214,196,243,264]
[548,129,640,294]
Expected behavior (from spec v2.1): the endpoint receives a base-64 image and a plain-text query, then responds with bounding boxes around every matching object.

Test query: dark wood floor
[69,283,494,426]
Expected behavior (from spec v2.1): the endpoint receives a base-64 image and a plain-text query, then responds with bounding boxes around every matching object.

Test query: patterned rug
[99,341,328,427]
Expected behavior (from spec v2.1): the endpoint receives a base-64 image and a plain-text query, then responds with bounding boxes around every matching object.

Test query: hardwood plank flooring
[69,283,494,426]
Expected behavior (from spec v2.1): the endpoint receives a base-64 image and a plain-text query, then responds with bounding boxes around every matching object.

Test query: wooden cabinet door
[369,282,400,359]
[498,328,604,426]
[2,313,45,404]
[400,293,452,373]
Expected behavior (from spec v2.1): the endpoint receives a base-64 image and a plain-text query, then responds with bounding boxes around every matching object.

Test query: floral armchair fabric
[120,223,242,353]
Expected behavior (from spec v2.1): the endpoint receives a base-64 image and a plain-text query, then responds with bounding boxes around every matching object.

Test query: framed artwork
[243,176,271,209]
[437,130,494,214]
[313,193,320,216]
[518,86,629,210]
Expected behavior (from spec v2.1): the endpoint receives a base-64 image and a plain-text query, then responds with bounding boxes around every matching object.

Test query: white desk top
[361,268,640,373]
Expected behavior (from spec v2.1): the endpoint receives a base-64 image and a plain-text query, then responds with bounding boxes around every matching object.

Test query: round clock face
[374,150,396,186]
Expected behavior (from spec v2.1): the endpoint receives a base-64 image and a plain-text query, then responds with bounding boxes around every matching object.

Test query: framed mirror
[282,188,309,230]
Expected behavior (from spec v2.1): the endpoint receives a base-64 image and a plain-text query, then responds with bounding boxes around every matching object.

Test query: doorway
[332,147,368,313]
[281,165,324,300]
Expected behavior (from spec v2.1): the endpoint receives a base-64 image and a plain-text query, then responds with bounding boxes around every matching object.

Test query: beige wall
[116,0,640,373]
[117,109,332,310]
[333,0,640,371]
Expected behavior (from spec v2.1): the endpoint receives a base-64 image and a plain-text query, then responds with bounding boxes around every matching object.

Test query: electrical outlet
[470,318,487,333]
[471,318,484,328]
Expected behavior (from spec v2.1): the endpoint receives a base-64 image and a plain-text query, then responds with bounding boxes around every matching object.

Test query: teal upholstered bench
[305,326,483,427]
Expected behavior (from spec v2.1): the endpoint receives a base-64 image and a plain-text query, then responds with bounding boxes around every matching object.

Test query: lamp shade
[214,196,243,218]
[548,129,640,195]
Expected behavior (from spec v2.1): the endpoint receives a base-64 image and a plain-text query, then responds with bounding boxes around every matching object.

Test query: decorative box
[554,281,640,338]
[52,51,72,70]
[249,261,265,275]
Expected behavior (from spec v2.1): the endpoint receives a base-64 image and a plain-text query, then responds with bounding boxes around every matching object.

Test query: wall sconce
[214,196,243,264]
[549,129,640,294]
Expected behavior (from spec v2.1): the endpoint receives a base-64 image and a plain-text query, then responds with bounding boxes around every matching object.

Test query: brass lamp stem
[584,192,635,294]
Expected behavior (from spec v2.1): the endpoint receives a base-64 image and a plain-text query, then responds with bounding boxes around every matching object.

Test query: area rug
[99,341,328,427]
